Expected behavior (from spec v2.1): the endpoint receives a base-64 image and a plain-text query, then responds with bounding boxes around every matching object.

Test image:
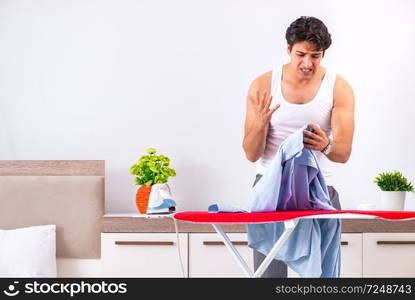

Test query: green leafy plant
[130,148,176,186]
[374,171,414,192]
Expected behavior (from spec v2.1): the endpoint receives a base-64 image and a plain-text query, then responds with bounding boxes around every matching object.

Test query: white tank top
[255,65,336,185]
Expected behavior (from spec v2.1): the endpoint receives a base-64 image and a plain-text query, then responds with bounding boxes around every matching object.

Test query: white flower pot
[379,191,406,211]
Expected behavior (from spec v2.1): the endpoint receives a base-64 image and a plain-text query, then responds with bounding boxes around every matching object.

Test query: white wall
[0,0,414,212]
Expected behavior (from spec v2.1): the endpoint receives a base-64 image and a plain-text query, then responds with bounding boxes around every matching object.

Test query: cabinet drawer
[339,233,362,277]
[190,233,362,278]
[189,233,252,277]
[101,233,188,277]
[363,233,415,277]
[288,233,362,278]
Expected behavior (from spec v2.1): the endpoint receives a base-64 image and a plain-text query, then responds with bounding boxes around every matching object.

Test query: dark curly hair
[285,16,331,52]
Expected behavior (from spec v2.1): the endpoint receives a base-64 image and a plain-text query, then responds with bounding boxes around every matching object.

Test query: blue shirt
[208,125,341,277]
[247,125,341,277]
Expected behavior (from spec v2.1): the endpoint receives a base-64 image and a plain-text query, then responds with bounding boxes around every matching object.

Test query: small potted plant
[374,171,414,211]
[130,148,176,214]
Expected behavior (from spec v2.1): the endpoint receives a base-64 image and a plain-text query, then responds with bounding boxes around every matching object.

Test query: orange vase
[136,185,152,214]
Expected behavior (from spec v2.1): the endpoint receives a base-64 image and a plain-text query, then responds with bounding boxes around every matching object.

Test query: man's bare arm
[326,75,355,163]
[242,73,279,162]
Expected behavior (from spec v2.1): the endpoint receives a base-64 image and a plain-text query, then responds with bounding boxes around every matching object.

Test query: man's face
[287,41,324,80]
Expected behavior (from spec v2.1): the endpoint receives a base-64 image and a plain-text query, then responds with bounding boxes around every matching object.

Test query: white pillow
[0,224,57,277]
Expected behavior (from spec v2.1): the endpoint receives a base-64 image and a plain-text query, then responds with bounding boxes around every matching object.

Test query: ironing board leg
[212,224,254,277]
[253,219,299,278]
[212,219,299,278]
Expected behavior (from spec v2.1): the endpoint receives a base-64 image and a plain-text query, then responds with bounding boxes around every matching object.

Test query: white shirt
[255,65,336,185]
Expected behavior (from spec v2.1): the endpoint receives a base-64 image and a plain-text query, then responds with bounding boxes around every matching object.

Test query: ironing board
[173,210,415,278]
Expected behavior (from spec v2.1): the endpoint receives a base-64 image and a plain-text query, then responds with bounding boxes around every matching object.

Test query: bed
[0,160,104,277]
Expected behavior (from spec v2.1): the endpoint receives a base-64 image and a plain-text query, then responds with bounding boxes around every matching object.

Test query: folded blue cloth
[208,204,246,213]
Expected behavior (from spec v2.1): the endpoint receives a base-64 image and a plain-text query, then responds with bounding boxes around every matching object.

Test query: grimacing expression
[287,41,324,79]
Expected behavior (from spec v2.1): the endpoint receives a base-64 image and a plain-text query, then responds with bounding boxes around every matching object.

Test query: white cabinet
[100,231,415,278]
[288,233,363,278]
[340,233,363,277]
[101,233,188,277]
[189,233,253,277]
[363,233,415,277]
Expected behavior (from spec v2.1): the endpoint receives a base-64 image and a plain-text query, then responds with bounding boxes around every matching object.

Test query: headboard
[0,161,104,259]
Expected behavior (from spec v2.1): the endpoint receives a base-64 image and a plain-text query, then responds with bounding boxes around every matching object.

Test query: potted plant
[130,148,176,214]
[374,171,414,211]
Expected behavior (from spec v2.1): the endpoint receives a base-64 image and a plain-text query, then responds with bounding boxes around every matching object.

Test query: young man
[242,16,355,277]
